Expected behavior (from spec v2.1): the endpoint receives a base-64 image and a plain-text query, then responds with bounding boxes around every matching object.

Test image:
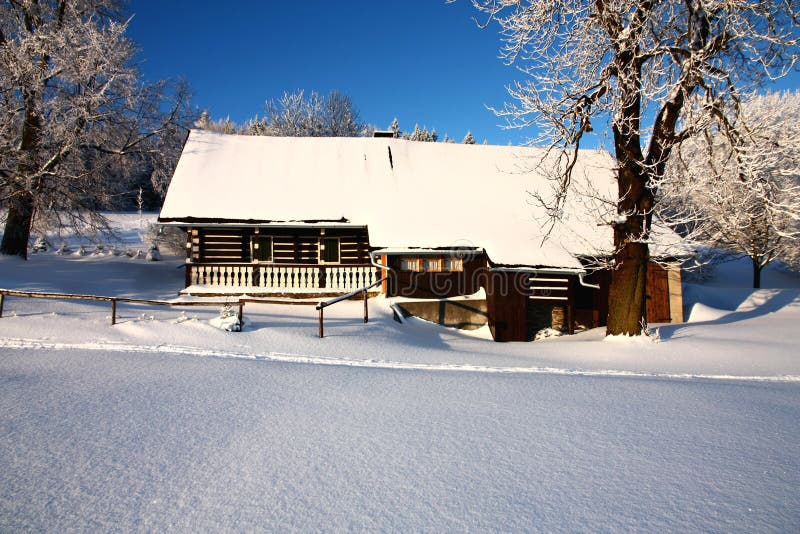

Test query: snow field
[1,348,798,531]
[1,214,799,530]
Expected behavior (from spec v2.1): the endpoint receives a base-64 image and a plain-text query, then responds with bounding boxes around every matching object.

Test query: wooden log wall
[199,229,250,263]
[273,236,317,263]
[194,227,371,264]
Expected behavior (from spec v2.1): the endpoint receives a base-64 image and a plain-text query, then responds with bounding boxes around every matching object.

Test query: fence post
[0,291,4,318]
[318,305,324,338]
[111,299,117,325]
[238,302,244,324]
[363,289,368,323]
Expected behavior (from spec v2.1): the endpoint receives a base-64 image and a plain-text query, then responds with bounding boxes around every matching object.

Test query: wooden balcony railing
[188,263,380,292]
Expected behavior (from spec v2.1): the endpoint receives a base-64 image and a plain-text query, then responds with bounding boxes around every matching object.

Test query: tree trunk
[752,258,762,289]
[607,241,649,335]
[1,192,34,259]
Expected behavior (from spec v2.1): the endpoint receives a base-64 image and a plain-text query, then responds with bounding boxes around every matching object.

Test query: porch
[182,263,382,296]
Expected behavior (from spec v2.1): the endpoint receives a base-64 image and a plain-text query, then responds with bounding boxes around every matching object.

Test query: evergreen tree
[462,131,476,144]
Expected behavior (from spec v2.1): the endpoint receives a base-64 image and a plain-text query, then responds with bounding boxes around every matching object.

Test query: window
[399,256,463,272]
[253,236,273,262]
[422,257,442,272]
[400,257,420,271]
[444,258,463,272]
[320,237,340,263]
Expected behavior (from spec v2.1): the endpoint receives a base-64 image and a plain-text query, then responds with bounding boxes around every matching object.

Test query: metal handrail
[315,278,386,338]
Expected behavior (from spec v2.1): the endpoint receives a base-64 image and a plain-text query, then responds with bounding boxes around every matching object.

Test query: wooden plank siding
[384,254,485,299]
[646,262,672,323]
[485,271,530,342]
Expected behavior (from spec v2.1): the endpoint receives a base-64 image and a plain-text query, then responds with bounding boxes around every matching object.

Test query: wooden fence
[0,289,244,325]
[0,287,378,335]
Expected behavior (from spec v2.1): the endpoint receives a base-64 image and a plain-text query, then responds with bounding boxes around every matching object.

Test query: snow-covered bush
[30,236,49,253]
[209,305,242,332]
[146,243,161,261]
[535,328,563,341]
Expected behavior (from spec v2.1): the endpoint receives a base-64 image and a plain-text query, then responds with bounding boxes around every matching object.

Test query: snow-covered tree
[325,91,360,136]
[410,124,423,141]
[462,131,476,144]
[661,90,800,288]
[259,89,363,137]
[0,0,193,258]
[195,110,211,130]
[471,0,799,335]
[389,118,401,138]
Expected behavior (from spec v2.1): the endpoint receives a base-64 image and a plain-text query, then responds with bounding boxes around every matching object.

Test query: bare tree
[661,90,800,288]
[0,0,193,258]
[470,0,799,334]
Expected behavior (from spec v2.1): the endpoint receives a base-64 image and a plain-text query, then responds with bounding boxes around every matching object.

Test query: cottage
[158,130,685,341]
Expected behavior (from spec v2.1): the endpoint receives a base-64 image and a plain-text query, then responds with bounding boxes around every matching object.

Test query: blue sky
[127,1,799,147]
[127,0,524,144]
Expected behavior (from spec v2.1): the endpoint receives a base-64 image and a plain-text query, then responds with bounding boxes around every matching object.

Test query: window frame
[444,257,463,272]
[399,257,421,272]
[422,257,443,272]
[319,237,341,264]
[252,235,274,263]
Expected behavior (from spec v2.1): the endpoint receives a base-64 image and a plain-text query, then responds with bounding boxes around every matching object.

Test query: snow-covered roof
[160,130,682,269]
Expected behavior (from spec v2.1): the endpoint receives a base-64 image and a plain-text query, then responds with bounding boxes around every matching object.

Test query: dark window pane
[322,238,340,263]
[257,236,272,261]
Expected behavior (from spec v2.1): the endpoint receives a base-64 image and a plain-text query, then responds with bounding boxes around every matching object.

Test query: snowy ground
[1,214,799,530]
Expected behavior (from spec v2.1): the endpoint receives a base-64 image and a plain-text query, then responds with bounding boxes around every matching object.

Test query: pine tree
[462,131,476,144]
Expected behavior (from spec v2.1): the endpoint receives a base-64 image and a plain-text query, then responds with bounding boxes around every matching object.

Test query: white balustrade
[191,264,379,292]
